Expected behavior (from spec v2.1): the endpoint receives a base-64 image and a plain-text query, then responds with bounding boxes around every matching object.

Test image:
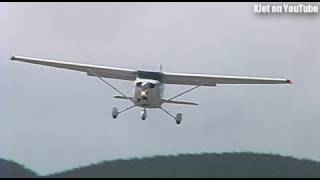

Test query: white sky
[1,2,320,175]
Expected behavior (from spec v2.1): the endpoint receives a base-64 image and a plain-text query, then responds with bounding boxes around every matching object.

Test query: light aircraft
[11,56,292,125]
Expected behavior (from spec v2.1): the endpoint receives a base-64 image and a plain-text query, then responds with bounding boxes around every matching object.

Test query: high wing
[11,56,137,81]
[11,56,292,85]
[163,72,292,86]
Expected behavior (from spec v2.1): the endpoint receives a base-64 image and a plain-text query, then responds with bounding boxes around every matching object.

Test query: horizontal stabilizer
[162,99,198,106]
[114,96,133,101]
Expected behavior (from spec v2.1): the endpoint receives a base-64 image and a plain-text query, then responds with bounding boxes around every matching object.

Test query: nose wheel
[141,108,147,120]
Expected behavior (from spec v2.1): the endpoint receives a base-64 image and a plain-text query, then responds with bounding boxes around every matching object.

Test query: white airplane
[11,56,292,125]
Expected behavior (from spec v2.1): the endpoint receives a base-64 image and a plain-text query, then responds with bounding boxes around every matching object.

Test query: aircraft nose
[141,91,148,96]
[138,91,148,101]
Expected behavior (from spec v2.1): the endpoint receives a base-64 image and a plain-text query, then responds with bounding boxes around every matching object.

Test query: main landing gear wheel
[141,108,147,120]
[112,107,119,119]
[176,113,182,125]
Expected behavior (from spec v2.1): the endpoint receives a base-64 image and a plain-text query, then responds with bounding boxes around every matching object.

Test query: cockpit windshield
[137,71,164,82]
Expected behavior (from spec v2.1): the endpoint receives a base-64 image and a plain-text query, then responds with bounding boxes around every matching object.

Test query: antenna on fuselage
[159,64,163,72]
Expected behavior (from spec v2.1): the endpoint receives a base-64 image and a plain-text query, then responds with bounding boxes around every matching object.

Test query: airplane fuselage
[132,71,165,108]
[133,78,164,108]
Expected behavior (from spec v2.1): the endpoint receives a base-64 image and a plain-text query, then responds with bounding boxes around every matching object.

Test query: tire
[141,109,147,120]
[112,107,118,119]
[176,113,182,125]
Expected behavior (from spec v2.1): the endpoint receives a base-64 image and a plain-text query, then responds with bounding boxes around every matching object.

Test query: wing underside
[11,56,292,86]
[164,72,292,86]
[11,56,137,81]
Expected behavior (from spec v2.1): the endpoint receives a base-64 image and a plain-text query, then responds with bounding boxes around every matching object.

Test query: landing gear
[141,108,147,120]
[176,113,182,125]
[160,107,183,125]
[112,107,119,119]
[112,106,182,125]
[112,105,136,120]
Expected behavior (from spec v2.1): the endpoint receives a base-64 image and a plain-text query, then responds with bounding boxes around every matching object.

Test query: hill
[48,152,320,178]
[0,159,37,178]
[2,153,320,178]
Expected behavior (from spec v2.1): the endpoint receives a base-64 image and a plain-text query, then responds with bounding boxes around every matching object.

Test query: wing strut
[88,69,135,104]
[118,104,137,114]
[167,79,211,101]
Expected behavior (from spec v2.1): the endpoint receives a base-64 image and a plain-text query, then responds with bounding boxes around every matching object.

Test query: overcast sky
[1,2,320,175]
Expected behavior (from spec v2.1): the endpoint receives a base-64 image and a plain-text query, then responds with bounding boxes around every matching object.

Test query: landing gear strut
[160,107,183,125]
[111,105,136,120]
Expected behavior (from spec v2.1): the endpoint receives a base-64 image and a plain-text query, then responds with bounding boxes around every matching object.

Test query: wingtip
[10,55,16,61]
[287,79,293,84]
